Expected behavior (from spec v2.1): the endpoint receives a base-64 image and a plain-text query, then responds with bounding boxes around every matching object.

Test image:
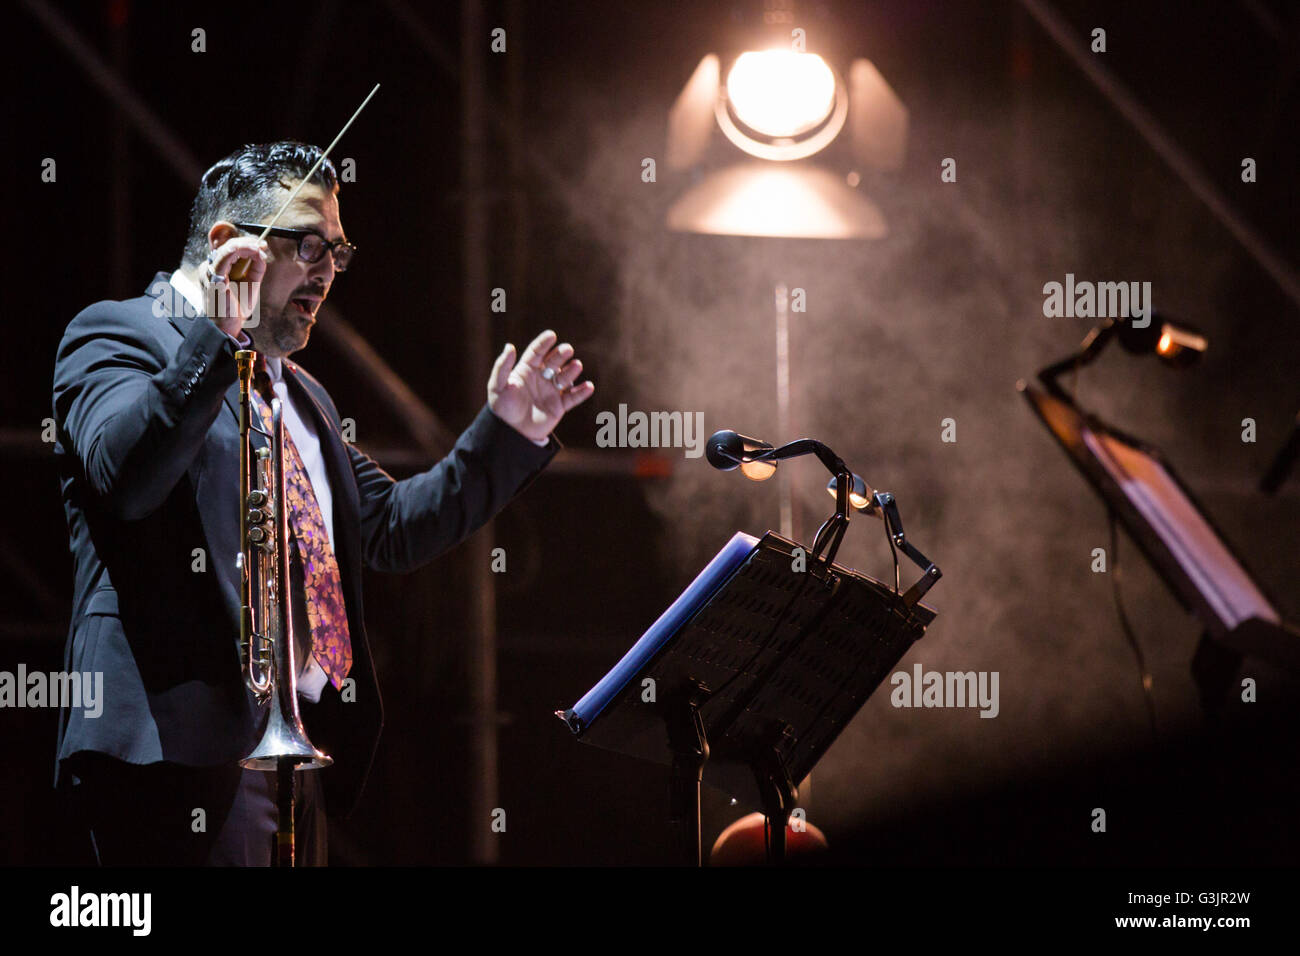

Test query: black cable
[1108,511,1159,743]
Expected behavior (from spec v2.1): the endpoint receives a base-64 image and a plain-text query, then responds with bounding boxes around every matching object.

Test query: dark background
[2,0,1298,865]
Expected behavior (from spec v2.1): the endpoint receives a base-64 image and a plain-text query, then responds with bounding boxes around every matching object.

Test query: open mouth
[290,297,318,319]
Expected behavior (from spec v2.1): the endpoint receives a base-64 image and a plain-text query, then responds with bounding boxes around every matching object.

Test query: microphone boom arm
[712,431,941,606]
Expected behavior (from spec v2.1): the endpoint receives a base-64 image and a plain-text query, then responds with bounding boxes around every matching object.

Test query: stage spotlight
[716,50,847,163]
[666,35,905,237]
[726,51,837,139]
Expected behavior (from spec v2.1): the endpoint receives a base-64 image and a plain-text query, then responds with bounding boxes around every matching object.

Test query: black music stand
[1019,381,1300,708]
[560,530,937,865]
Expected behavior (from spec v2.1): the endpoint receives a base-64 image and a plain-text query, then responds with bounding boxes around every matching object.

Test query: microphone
[706,430,777,480]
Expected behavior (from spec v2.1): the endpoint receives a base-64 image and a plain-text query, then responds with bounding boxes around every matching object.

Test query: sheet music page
[1082,428,1277,630]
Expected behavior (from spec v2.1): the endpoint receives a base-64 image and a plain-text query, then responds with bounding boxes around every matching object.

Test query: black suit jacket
[51,271,558,816]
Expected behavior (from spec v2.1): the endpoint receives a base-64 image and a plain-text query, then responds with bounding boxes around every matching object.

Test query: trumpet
[235,349,331,867]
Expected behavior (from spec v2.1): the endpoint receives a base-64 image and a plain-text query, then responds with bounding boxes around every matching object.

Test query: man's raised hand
[487,329,595,443]
[202,235,268,337]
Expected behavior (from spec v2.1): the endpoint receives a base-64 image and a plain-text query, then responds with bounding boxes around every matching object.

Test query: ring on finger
[543,365,569,390]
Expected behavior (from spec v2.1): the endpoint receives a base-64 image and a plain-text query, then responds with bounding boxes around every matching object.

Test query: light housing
[1118,315,1209,369]
[826,473,874,511]
[716,51,848,162]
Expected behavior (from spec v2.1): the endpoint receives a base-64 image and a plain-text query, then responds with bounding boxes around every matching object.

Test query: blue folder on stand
[561,531,759,734]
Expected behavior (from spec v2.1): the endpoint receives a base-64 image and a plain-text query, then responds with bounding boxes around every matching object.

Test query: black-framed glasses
[232,223,357,272]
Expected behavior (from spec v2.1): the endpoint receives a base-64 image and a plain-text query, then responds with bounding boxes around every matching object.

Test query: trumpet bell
[241,701,333,771]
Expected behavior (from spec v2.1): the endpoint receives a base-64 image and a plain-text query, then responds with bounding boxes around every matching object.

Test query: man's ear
[206,220,241,256]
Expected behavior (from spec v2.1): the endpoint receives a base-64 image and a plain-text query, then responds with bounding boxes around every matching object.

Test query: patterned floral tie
[252,359,353,689]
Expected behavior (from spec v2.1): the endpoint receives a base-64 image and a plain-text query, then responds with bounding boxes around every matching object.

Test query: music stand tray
[560,530,936,862]
[1019,381,1298,671]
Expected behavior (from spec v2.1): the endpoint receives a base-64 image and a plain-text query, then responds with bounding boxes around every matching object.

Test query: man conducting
[51,140,593,865]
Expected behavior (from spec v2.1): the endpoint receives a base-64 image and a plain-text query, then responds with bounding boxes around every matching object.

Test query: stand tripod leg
[274,760,296,868]
[670,752,704,866]
[666,694,709,867]
[756,756,797,865]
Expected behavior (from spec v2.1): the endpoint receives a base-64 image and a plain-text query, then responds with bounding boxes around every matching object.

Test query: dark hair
[180,141,339,267]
